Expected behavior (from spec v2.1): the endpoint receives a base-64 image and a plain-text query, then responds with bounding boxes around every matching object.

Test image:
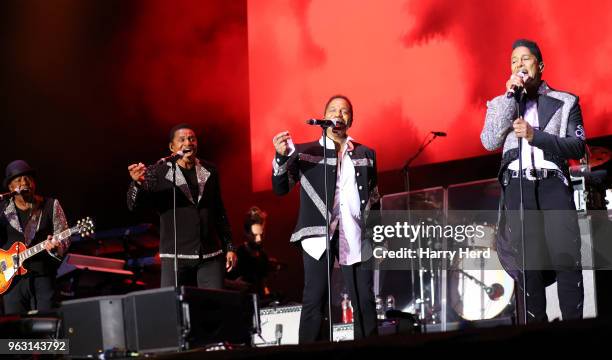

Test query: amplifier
[332,320,408,342]
[252,304,301,346]
[332,323,354,342]
[253,306,406,345]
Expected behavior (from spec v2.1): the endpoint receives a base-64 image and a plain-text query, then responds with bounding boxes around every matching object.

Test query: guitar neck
[17,227,73,263]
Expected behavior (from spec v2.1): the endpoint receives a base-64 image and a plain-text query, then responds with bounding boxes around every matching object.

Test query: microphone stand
[400,132,442,327]
[163,151,190,291]
[0,192,18,201]
[172,159,179,289]
[514,91,528,325]
[4,197,23,274]
[401,133,441,209]
[170,156,189,351]
[321,125,334,342]
[402,133,441,175]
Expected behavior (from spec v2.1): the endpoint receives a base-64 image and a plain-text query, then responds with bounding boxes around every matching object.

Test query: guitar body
[0,217,94,297]
[0,242,29,295]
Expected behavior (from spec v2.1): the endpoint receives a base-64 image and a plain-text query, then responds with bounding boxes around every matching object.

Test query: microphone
[506,70,529,98]
[275,324,283,346]
[158,149,192,163]
[306,119,345,128]
[431,131,447,137]
[485,283,505,301]
[0,188,29,201]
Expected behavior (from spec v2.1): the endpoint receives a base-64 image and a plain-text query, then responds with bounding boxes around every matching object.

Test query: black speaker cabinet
[0,314,61,339]
[122,286,257,353]
[60,295,126,358]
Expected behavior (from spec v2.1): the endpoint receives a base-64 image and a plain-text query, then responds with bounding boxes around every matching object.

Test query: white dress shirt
[301,136,363,265]
[508,99,560,171]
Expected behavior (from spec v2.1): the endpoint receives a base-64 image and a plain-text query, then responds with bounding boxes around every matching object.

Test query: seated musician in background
[227,206,272,298]
[0,160,69,315]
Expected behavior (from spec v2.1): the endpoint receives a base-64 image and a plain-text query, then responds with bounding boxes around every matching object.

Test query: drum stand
[401,133,445,329]
[412,221,445,330]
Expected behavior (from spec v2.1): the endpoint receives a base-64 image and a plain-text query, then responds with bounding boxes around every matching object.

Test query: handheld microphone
[431,131,447,137]
[159,149,192,163]
[275,324,283,345]
[306,119,346,128]
[0,188,29,201]
[506,70,529,98]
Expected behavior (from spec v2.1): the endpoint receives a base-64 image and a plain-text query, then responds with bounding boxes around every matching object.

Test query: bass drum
[449,248,514,321]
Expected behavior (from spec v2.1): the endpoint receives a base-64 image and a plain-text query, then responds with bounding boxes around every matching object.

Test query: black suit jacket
[272,138,380,244]
[127,158,233,260]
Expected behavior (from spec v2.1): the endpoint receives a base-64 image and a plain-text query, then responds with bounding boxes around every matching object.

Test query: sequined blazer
[0,197,69,276]
[481,81,586,180]
[272,139,380,244]
[127,158,233,261]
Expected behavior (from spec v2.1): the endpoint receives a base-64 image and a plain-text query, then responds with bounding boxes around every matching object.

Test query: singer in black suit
[127,124,236,289]
[481,39,586,322]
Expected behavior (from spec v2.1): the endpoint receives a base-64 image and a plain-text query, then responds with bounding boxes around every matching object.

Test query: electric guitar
[0,217,94,295]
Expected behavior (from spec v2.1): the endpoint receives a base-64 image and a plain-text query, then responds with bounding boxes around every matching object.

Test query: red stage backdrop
[248,0,612,191]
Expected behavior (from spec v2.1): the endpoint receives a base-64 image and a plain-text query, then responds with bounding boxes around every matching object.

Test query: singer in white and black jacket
[272,95,380,343]
[481,39,585,323]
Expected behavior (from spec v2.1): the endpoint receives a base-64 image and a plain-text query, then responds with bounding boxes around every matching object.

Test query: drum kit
[386,184,515,323]
[448,224,514,321]
[570,146,612,212]
[401,220,515,323]
[401,146,611,324]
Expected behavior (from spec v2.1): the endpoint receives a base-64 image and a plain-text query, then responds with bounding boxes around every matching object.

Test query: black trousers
[299,237,377,343]
[160,256,224,289]
[3,275,56,315]
[504,176,583,322]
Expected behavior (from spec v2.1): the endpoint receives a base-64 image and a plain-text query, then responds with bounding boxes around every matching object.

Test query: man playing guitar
[0,160,69,315]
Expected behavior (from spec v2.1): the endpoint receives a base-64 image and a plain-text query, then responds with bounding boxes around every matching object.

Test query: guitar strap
[23,203,43,246]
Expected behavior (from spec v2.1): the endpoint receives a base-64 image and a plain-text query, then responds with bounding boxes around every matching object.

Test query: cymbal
[589,146,611,168]
[408,193,441,210]
[416,200,441,210]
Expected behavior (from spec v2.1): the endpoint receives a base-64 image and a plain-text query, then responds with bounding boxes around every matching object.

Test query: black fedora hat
[4,160,36,189]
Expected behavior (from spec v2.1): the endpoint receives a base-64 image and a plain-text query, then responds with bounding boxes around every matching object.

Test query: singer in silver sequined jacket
[481,81,586,279]
[481,81,586,180]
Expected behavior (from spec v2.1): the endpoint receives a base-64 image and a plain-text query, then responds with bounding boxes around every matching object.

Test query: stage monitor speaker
[123,286,257,353]
[0,314,61,339]
[60,295,125,358]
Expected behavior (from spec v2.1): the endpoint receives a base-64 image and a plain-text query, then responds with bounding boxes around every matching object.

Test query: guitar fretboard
[17,227,73,263]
